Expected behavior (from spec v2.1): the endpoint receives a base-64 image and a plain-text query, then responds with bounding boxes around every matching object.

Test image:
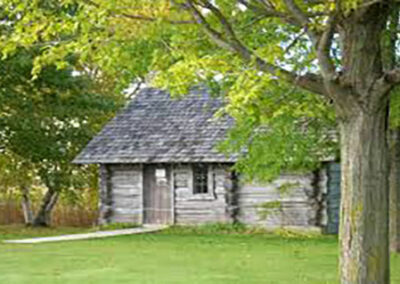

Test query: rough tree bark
[338,106,390,284]
[333,6,392,283]
[32,188,59,227]
[390,129,400,253]
[20,185,33,225]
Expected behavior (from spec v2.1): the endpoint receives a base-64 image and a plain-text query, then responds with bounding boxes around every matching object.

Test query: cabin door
[143,165,173,224]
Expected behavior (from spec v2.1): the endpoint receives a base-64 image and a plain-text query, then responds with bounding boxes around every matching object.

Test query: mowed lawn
[0,226,399,284]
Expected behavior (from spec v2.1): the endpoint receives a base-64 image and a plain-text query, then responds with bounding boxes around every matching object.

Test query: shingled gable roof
[73,87,236,164]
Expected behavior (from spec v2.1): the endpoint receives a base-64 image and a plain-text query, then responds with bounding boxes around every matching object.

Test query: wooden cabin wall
[174,164,231,225]
[99,164,143,225]
[237,171,328,229]
[96,163,334,230]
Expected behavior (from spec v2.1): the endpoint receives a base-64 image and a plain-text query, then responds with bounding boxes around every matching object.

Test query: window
[193,164,208,194]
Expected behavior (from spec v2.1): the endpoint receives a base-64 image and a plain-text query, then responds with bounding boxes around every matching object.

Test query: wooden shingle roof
[73,87,236,164]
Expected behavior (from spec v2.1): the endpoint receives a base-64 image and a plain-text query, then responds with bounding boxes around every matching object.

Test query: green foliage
[272,227,324,239]
[165,223,249,235]
[219,75,337,180]
[0,47,123,202]
[0,0,340,182]
[257,182,303,221]
[258,200,282,220]
[276,182,300,195]
[164,223,327,239]
[0,0,182,92]
[390,88,400,128]
[0,151,35,192]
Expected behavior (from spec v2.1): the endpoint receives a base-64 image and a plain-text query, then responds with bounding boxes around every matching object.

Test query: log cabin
[74,87,341,233]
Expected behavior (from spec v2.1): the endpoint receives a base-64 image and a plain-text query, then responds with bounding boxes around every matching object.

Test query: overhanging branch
[254,58,326,95]
[238,0,310,26]
[185,0,326,96]
[316,14,338,81]
[282,0,319,44]
[120,13,194,24]
[84,0,195,25]
[186,1,238,53]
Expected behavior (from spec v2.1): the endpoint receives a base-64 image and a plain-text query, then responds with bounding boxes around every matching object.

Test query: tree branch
[196,0,237,41]
[283,29,307,54]
[238,0,299,25]
[280,1,340,87]
[359,0,384,9]
[254,58,326,95]
[186,1,238,53]
[316,14,338,81]
[120,13,195,24]
[282,0,319,43]
[369,3,400,103]
[255,0,276,10]
[84,0,195,25]
[185,0,326,95]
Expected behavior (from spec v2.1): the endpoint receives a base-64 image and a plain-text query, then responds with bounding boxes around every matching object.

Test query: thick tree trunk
[32,188,59,227]
[20,185,33,225]
[390,129,400,253]
[339,108,390,284]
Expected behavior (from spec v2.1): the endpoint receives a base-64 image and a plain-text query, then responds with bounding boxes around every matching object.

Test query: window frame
[192,163,209,195]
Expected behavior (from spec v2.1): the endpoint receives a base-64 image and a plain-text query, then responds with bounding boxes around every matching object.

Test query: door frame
[142,164,175,225]
[169,165,175,224]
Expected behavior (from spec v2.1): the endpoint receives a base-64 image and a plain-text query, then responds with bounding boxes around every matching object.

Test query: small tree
[0,49,123,226]
[0,151,36,224]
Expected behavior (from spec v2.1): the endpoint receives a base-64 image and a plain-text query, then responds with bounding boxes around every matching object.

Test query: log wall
[174,165,231,225]
[99,164,143,225]
[98,163,332,230]
[237,171,327,228]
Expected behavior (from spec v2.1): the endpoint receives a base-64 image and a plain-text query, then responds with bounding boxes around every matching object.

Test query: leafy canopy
[0,0,376,179]
[0,46,123,191]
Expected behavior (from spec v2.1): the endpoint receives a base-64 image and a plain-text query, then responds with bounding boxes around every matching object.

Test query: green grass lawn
[0,225,399,284]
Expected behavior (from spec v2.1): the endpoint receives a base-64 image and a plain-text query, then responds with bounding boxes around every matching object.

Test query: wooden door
[143,165,173,224]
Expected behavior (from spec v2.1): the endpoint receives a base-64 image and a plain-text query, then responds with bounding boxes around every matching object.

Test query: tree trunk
[390,128,400,253]
[32,188,59,227]
[339,108,390,284]
[20,185,33,225]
